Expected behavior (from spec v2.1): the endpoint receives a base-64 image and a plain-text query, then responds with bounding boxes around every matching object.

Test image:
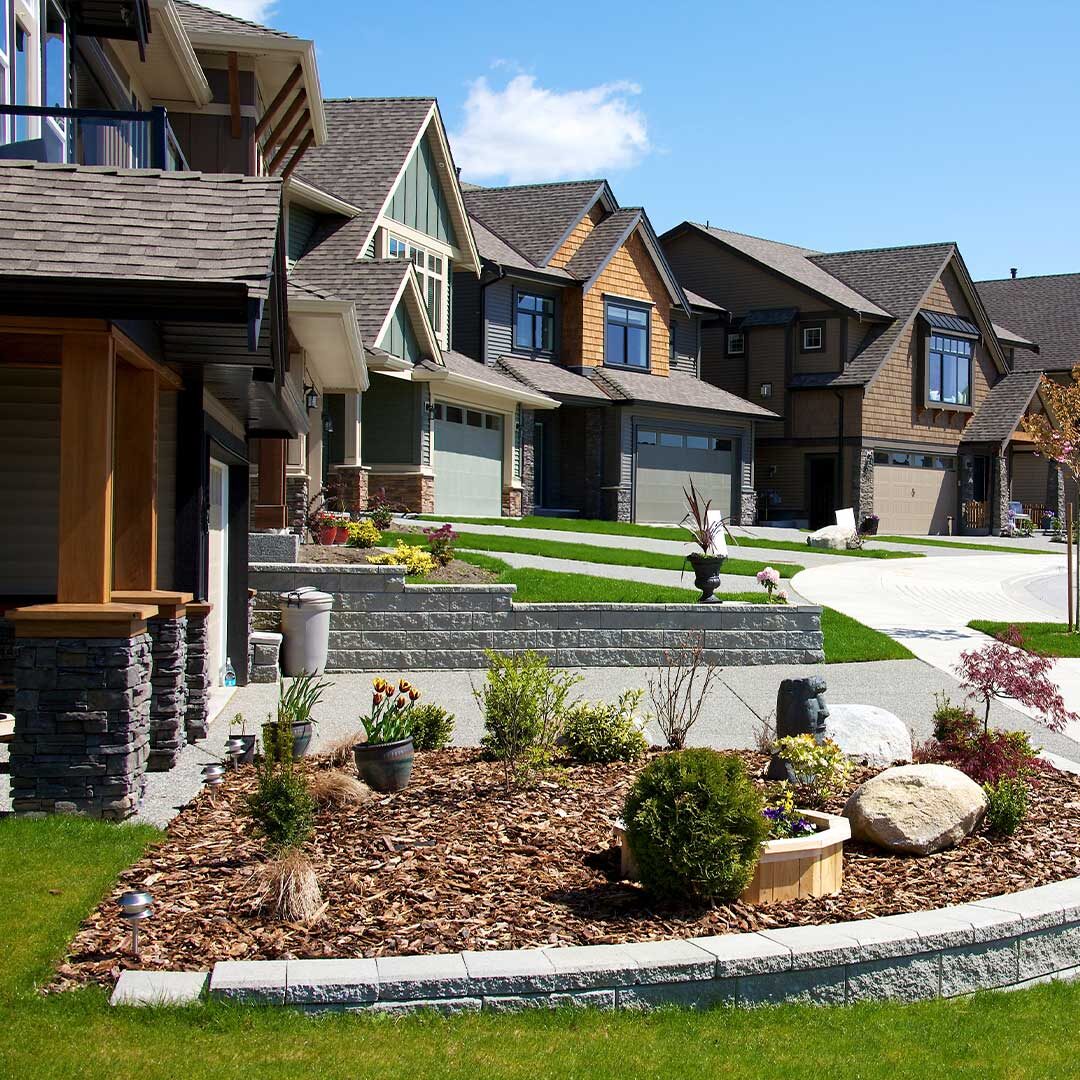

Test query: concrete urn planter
[613,810,850,905]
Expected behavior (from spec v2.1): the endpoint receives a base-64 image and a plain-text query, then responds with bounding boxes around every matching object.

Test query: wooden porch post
[252,437,288,530]
[113,365,159,591]
[57,332,116,604]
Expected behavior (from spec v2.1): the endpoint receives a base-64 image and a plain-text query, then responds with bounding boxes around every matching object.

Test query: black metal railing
[0,104,188,171]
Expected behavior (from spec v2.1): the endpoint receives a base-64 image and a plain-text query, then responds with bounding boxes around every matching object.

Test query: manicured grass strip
[384,530,802,579]
[416,515,920,560]
[968,621,1080,657]
[822,607,915,664]
[877,535,1052,555]
[0,815,160,996]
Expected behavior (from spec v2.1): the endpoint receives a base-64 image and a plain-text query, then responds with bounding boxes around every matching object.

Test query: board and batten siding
[157,389,178,590]
[483,276,514,365]
[0,366,60,595]
[378,303,424,364]
[386,133,457,247]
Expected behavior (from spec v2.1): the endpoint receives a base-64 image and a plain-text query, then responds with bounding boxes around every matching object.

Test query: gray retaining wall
[248,563,824,671]
[114,877,1080,1011]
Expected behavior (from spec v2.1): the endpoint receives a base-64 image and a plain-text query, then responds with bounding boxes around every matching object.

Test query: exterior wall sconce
[768,465,778,479]
[304,384,320,411]
[760,382,773,399]
[424,399,437,417]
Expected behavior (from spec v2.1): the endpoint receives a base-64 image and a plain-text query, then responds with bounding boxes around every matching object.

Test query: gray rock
[825,703,913,768]
[844,764,987,855]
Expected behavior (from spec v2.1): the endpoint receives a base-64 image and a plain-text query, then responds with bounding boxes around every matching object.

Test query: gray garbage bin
[278,587,334,676]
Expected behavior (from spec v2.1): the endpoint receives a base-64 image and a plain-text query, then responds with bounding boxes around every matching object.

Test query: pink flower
[777,589,789,603]
[756,567,781,587]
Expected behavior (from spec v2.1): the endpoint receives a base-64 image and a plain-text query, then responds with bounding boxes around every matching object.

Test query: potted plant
[859,514,879,536]
[353,677,420,792]
[229,712,257,764]
[264,672,332,761]
[681,477,726,603]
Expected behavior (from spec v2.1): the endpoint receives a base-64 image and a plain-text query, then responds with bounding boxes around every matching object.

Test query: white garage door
[634,427,735,524]
[433,404,503,517]
[874,450,957,534]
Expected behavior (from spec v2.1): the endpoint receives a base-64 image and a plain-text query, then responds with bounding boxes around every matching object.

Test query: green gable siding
[386,133,457,246]
[361,375,421,465]
[288,204,320,261]
[378,301,424,364]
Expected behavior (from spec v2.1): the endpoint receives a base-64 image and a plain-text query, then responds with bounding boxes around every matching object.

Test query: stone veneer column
[1052,465,1066,524]
[739,489,757,526]
[855,448,874,527]
[184,602,212,743]
[519,409,536,518]
[329,464,369,514]
[9,620,153,820]
[146,612,188,771]
[993,453,1010,534]
[286,475,309,537]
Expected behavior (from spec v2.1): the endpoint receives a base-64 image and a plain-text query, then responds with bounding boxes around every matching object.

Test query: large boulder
[826,704,913,769]
[844,764,987,855]
[807,524,853,550]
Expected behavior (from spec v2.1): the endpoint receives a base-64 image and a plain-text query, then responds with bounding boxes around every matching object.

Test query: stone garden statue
[766,676,830,781]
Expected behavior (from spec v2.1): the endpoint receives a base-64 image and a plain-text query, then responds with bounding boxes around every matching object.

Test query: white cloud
[451,74,650,185]
[199,1,277,21]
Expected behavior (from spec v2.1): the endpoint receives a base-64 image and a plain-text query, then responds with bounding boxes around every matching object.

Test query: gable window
[605,300,650,369]
[726,332,745,357]
[801,324,824,352]
[388,234,446,337]
[927,333,972,406]
[514,291,555,354]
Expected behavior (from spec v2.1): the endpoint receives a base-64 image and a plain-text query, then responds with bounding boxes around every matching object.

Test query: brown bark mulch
[55,750,1080,988]
[297,545,497,584]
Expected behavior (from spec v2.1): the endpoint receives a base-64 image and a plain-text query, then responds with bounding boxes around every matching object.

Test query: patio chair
[834,507,857,535]
[705,510,730,556]
[1008,501,1032,524]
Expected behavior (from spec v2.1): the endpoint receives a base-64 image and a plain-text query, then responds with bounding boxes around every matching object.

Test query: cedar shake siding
[550,203,605,269]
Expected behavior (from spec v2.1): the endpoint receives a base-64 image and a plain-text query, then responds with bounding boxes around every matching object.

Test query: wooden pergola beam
[267,108,311,175]
[262,88,307,154]
[253,64,303,143]
[281,130,316,182]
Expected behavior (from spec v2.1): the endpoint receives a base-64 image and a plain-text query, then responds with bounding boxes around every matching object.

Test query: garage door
[634,427,735,524]
[433,404,503,517]
[874,450,957,534]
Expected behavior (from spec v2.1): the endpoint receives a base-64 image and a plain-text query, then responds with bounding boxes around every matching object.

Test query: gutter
[413,364,559,410]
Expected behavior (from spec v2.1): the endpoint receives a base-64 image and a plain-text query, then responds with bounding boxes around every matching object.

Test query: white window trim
[386,229,449,347]
[727,332,745,356]
[802,326,823,351]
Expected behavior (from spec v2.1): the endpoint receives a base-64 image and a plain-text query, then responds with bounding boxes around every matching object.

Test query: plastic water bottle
[224,657,237,687]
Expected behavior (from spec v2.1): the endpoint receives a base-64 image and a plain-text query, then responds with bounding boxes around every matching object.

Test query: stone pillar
[286,474,309,537]
[329,464,369,514]
[993,452,1010,534]
[1052,465,1066,524]
[519,409,536,518]
[10,629,152,820]
[145,613,188,771]
[184,602,212,742]
[601,486,632,522]
[739,489,757,525]
[854,448,874,527]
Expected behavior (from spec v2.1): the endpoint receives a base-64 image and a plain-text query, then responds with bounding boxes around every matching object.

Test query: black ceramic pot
[291,721,314,759]
[354,737,415,793]
[687,552,727,604]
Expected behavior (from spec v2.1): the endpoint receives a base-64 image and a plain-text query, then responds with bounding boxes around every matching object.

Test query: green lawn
[968,621,1080,657]
[822,607,915,664]
[4,806,1080,1078]
[878,535,1053,556]
[385,530,802,579]
[416,515,921,560]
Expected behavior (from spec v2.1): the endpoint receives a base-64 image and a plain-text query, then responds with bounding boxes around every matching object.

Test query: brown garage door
[874,451,957,534]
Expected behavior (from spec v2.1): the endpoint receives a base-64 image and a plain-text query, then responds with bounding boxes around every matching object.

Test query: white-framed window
[801,324,824,351]
[726,331,745,356]
[388,233,446,337]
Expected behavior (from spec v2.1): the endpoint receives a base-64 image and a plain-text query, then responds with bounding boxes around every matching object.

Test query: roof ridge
[326,96,436,104]
[978,271,1080,283]
[174,0,292,36]
[814,240,956,259]
[693,222,821,255]
[465,179,606,194]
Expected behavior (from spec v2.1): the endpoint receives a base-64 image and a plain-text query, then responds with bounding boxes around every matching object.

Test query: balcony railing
[0,104,188,172]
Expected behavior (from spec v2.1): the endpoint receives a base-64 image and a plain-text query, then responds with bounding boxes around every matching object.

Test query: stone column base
[502,487,523,517]
[329,465,370,514]
[146,614,188,772]
[184,603,212,742]
[739,489,757,526]
[368,473,435,514]
[601,486,632,522]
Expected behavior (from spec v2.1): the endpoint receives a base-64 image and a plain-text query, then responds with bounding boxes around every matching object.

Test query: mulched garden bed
[56,750,1080,988]
[298,545,496,584]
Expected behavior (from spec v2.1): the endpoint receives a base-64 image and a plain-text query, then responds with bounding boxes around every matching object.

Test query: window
[801,324,824,352]
[686,435,710,450]
[445,405,463,424]
[873,449,956,471]
[659,432,683,448]
[713,438,732,452]
[466,410,482,428]
[637,430,657,445]
[388,234,447,336]
[485,414,501,431]
[605,300,650,368]
[726,332,745,357]
[927,333,973,406]
[514,291,555,353]
[44,3,66,110]
[432,403,443,421]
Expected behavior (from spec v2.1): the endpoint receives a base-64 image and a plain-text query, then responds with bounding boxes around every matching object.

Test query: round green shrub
[984,777,1028,836]
[561,690,648,763]
[408,703,456,751]
[623,750,769,902]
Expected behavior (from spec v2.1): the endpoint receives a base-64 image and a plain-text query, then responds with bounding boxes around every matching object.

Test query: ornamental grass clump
[561,689,649,763]
[623,749,768,903]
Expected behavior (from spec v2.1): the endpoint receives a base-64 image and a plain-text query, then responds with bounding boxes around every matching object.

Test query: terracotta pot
[334,525,349,544]
[687,552,726,604]
[317,526,336,546]
[354,737,414,792]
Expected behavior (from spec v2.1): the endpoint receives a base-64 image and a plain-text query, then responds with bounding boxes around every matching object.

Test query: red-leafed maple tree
[955,626,1077,733]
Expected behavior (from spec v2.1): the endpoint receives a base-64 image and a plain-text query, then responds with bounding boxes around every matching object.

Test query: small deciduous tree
[955,626,1077,734]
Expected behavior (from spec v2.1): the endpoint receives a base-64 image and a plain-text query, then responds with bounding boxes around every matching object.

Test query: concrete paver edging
[110,876,1080,1012]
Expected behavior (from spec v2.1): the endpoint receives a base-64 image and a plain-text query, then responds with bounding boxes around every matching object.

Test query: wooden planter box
[613,810,850,905]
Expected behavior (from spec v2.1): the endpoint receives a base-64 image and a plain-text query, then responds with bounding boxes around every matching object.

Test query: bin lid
[279,587,334,609]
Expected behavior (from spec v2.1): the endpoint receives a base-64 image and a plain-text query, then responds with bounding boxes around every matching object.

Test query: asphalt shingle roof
[592,365,779,418]
[564,208,641,282]
[463,180,606,267]
[808,242,956,385]
[468,215,573,279]
[963,370,1043,443]
[427,350,555,399]
[174,0,297,38]
[0,160,281,298]
[297,98,435,254]
[978,274,1080,373]
[495,356,610,401]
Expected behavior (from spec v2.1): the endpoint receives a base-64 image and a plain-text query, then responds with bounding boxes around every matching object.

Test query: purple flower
[763,807,782,820]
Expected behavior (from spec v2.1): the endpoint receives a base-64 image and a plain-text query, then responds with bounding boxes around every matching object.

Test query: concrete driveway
[793,552,1080,741]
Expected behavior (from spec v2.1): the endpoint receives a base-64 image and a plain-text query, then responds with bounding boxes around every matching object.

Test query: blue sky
[217,0,1080,280]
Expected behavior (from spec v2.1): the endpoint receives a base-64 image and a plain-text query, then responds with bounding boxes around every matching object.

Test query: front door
[808,455,837,530]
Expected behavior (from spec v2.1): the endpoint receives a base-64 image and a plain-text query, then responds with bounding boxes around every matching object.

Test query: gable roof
[564,207,642,282]
[174,0,297,39]
[296,97,478,271]
[962,370,1043,444]
[463,180,610,267]
[0,160,281,299]
[468,215,573,280]
[977,273,1080,373]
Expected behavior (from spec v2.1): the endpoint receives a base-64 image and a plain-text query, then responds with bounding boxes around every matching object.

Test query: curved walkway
[793,553,1080,743]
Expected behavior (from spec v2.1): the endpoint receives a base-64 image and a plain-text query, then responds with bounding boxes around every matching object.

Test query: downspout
[478,263,506,365]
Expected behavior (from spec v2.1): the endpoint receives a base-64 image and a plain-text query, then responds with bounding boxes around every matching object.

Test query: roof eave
[414,365,559,409]
[148,0,213,105]
[288,295,369,392]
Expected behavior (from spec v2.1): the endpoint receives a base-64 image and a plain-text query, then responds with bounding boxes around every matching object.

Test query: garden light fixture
[117,890,153,957]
